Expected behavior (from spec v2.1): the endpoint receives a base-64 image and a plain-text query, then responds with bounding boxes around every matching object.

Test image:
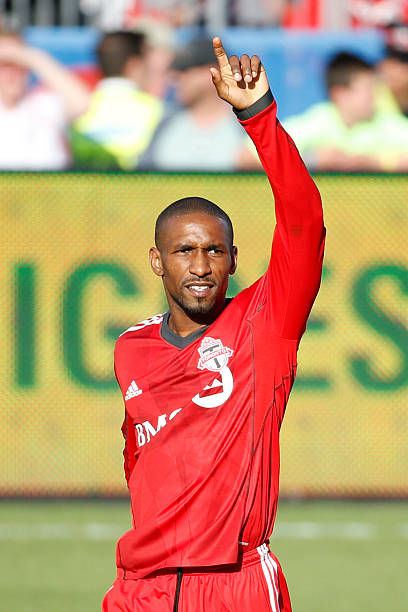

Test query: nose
[189,249,211,277]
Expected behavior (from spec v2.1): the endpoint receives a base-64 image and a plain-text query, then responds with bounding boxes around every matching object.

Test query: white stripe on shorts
[257,544,280,612]
[263,545,280,608]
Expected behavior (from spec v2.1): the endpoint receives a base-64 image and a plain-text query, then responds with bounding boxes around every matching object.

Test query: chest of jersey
[121,327,253,460]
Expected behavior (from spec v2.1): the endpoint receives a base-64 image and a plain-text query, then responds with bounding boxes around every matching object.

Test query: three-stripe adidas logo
[125,380,142,401]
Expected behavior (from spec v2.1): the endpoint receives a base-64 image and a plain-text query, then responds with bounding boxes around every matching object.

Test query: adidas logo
[125,380,142,401]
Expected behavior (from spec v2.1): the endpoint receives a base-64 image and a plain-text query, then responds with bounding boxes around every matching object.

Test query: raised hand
[210,37,270,110]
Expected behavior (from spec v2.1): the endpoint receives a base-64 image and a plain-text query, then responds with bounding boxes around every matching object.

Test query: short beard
[174,294,215,317]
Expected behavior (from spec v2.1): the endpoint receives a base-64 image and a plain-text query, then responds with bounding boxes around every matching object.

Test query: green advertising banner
[1,172,407,497]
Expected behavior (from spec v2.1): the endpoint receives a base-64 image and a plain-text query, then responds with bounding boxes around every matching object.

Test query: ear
[230,246,238,275]
[149,246,164,277]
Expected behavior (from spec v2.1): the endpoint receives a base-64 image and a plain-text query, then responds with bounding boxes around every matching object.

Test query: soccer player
[103,37,325,611]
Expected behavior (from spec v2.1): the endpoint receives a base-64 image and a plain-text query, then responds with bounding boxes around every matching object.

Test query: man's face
[176,65,213,107]
[349,72,376,121]
[333,71,376,123]
[0,36,28,107]
[150,212,237,320]
[381,57,408,96]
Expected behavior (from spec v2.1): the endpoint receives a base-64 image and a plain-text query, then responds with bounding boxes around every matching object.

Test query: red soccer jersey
[114,99,325,579]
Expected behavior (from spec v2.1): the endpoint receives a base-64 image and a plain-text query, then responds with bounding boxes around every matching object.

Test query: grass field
[1,500,407,611]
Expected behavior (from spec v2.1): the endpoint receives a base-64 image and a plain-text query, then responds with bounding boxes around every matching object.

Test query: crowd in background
[0,0,408,172]
[4,0,408,29]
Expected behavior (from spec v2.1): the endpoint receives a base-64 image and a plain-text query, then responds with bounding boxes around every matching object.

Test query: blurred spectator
[80,0,131,29]
[0,29,89,170]
[126,0,199,27]
[70,30,163,170]
[283,51,408,172]
[140,37,260,171]
[347,0,408,27]
[130,18,175,98]
[202,0,287,28]
[283,0,323,27]
[81,0,290,29]
[377,23,408,116]
[81,0,199,28]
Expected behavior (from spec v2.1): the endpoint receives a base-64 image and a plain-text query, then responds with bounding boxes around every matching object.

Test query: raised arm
[211,38,325,340]
[0,41,90,119]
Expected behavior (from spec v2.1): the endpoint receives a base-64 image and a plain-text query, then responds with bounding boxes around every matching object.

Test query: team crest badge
[197,337,233,372]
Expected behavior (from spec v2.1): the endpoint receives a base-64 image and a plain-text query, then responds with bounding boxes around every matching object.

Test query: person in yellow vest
[283,51,408,172]
[377,23,408,118]
[70,30,163,170]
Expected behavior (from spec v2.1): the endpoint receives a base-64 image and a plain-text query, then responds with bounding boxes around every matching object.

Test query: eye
[208,247,223,254]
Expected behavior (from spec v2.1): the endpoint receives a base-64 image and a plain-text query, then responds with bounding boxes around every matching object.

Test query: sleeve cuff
[233,89,274,120]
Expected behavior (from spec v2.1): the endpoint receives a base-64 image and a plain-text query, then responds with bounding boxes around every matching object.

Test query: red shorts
[102,543,291,611]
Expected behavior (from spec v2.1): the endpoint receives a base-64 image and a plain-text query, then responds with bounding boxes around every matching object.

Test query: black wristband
[233,89,274,120]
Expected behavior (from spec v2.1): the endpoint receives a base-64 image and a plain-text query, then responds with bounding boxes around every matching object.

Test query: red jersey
[114,99,325,579]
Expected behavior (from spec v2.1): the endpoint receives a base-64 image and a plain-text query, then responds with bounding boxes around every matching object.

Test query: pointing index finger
[212,36,230,71]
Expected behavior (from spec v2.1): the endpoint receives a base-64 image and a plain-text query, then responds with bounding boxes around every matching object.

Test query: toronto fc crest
[197,337,233,372]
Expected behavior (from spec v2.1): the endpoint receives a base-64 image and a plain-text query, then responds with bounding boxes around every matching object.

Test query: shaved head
[155,197,233,250]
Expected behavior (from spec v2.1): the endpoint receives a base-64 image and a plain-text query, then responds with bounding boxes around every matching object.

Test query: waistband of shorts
[117,542,274,580]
